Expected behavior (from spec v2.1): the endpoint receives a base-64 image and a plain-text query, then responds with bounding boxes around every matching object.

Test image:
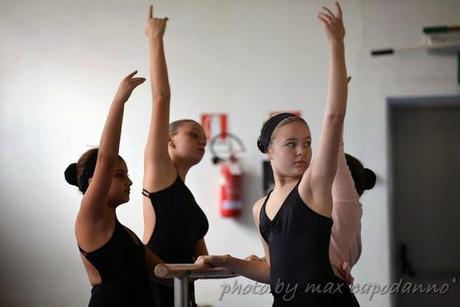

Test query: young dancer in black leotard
[142,6,209,307]
[65,72,165,307]
[196,2,357,306]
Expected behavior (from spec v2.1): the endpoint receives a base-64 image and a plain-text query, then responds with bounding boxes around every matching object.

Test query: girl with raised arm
[142,6,209,307]
[65,72,164,306]
[246,87,377,286]
[197,2,358,306]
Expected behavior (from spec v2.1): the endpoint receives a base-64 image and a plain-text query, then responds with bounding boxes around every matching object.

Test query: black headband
[257,113,298,153]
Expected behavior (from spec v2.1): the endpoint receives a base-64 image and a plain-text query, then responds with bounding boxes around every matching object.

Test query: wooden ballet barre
[155,263,237,279]
[154,263,238,307]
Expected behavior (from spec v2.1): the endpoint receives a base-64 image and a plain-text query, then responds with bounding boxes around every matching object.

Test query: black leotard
[78,219,154,307]
[259,181,357,307]
[143,175,209,307]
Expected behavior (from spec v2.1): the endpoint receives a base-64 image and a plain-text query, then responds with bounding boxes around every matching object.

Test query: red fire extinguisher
[219,159,243,217]
[210,133,245,217]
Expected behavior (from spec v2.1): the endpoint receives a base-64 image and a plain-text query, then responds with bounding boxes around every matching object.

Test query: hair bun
[64,163,78,186]
[364,168,376,190]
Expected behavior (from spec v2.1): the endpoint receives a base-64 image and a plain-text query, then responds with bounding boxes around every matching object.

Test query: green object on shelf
[424,26,449,34]
[423,25,460,34]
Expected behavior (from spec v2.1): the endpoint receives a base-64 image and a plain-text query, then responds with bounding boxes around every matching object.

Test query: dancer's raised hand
[145,5,168,39]
[114,70,145,102]
[317,1,345,45]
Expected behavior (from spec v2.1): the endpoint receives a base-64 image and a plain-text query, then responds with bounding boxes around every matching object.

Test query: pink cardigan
[329,143,362,281]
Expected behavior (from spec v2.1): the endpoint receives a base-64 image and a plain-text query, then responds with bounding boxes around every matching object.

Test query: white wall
[1,0,459,306]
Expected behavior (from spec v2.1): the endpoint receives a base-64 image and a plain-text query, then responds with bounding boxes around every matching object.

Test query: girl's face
[107,158,132,207]
[170,122,207,165]
[267,121,312,179]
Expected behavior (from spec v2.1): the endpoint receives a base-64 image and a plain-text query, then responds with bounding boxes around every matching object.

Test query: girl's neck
[273,174,302,191]
[173,161,191,182]
[102,205,117,221]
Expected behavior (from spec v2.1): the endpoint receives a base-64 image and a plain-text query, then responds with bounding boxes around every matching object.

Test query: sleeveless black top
[143,175,209,307]
[259,181,357,307]
[78,219,154,307]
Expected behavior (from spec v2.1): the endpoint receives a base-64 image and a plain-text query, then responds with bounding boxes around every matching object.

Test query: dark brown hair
[345,153,376,196]
[169,119,200,136]
[64,148,99,193]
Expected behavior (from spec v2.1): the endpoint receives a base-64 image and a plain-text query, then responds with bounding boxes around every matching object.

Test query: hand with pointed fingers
[244,255,265,262]
[145,5,168,38]
[337,261,354,285]
[317,1,345,45]
[114,71,146,103]
[195,255,230,268]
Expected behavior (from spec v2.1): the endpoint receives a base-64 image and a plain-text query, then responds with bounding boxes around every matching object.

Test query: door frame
[387,95,460,307]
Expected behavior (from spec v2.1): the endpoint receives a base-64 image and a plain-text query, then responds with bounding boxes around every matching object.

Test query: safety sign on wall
[201,113,228,141]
